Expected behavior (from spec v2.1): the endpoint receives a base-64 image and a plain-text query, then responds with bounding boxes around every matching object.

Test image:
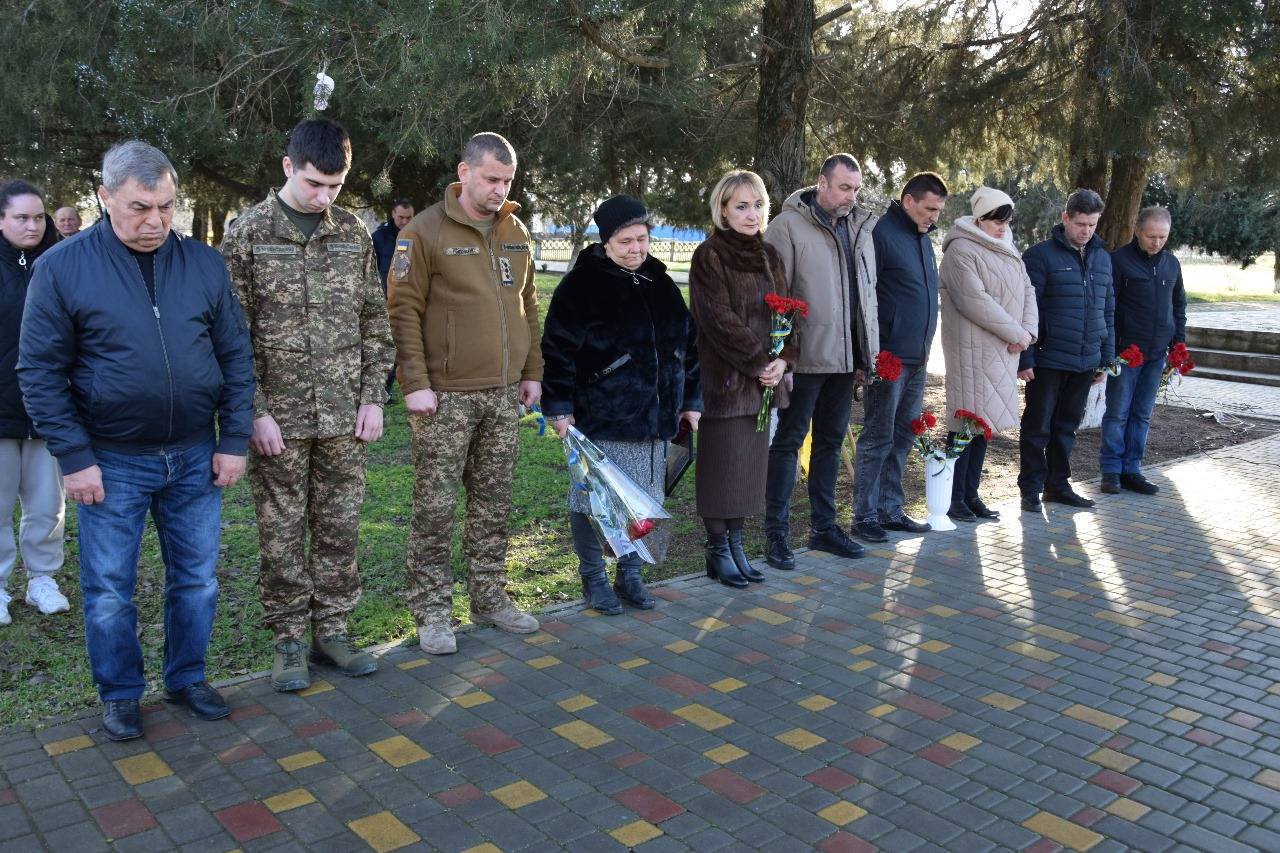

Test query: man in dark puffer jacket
[1017,189,1115,512]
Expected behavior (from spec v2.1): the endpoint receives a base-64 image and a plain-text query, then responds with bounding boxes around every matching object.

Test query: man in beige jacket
[388,132,544,654]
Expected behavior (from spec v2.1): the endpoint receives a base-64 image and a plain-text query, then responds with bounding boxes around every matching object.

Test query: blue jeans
[854,363,927,523]
[1100,359,1164,475]
[78,438,222,700]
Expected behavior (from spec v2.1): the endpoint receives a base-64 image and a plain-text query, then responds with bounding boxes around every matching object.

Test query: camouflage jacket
[222,194,394,438]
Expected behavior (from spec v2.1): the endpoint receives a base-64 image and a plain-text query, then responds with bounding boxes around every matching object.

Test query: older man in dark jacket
[1018,189,1115,512]
[1099,206,1185,496]
[853,172,947,542]
[18,141,255,741]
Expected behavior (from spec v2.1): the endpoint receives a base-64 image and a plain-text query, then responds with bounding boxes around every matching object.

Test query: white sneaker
[0,591,10,626]
[25,577,70,615]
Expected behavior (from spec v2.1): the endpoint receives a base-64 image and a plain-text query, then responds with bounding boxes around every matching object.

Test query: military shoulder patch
[252,244,299,256]
[392,240,412,280]
[444,246,481,256]
[326,242,361,253]
[501,242,530,252]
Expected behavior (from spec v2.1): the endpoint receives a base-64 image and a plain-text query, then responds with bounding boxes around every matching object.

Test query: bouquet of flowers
[911,409,991,468]
[757,293,809,431]
[1160,342,1195,391]
[870,350,902,383]
[563,426,671,563]
[1101,344,1145,377]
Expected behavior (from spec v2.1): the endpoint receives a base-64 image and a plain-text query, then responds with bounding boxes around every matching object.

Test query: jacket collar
[571,242,667,279]
[1127,236,1163,260]
[268,192,338,243]
[780,186,874,234]
[942,216,1023,261]
[886,200,935,237]
[1051,223,1105,255]
[96,214,179,262]
[444,183,519,231]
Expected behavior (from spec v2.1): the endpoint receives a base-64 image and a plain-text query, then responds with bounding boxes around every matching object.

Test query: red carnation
[910,417,927,436]
[627,519,655,540]
[873,350,902,383]
[1179,359,1195,375]
[764,293,809,318]
[922,410,938,429]
[1119,344,1144,368]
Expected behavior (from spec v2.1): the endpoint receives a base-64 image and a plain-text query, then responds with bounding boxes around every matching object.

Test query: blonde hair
[709,169,770,231]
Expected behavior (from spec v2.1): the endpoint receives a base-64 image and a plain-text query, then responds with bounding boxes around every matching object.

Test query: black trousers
[948,433,988,503]
[764,372,856,536]
[1017,366,1095,496]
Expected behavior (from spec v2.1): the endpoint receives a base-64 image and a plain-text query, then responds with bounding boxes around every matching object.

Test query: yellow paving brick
[297,679,334,697]
[1148,544,1173,554]
[849,644,874,655]
[552,720,614,749]
[867,703,895,718]
[1239,620,1267,632]
[524,633,557,645]
[1023,811,1103,851]
[1144,672,1178,687]
[1132,600,1178,618]
[798,695,836,712]
[704,744,748,764]
[1052,588,1078,598]
[981,692,1025,712]
[1065,704,1128,732]
[44,735,93,757]
[1254,769,1280,791]
[776,728,826,751]
[1094,610,1146,628]
[1089,748,1138,772]
[939,549,963,559]
[851,581,874,591]
[557,694,597,713]
[1105,797,1150,821]
[847,660,875,673]
[674,704,732,730]
[396,658,429,670]
[454,691,494,708]
[527,655,561,669]
[710,677,746,693]
[940,733,980,752]
[610,820,663,846]
[771,592,805,604]
[1165,708,1201,724]
[1174,570,1195,579]
[264,788,316,813]
[114,752,173,785]
[348,811,420,853]
[277,750,326,772]
[907,577,931,587]
[1086,580,1107,590]
[1269,683,1280,696]
[1028,624,1081,643]
[1057,556,1082,565]
[618,657,649,670]
[369,735,431,768]
[818,800,867,826]
[691,617,728,632]
[462,845,502,853]
[491,780,547,809]
[1005,641,1061,663]
[919,640,951,653]
[792,574,821,585]
[868,611,896,623]
[744,607,791,625]
[926,605,958,617]
[665,640,697,654]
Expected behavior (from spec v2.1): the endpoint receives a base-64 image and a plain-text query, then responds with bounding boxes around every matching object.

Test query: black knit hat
[593,195,648,244]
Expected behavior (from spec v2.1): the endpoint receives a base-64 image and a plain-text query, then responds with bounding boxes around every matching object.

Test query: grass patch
[1185,291,1280,304]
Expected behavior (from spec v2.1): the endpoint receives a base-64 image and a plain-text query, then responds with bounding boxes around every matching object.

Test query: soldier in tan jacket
[222,118,394,691]
[388,132,544,654]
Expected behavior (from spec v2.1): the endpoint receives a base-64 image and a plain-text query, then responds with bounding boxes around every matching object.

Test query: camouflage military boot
[272,639,310,692]
[417,615,457,655]
[311,634,378,678]
[471,601,540,634]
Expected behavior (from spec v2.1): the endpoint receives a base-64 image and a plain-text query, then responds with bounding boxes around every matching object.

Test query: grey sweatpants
[0,438,66,587]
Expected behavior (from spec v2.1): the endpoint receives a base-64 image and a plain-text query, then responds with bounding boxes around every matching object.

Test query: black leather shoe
[1100,473,1121,494]
[1120,473,1159,495]
[966,498,999,520]
[1021,494,1042,512]
[102,699,143,741]
[882,514,931,533]
[1042,489,1095,508]
[808,527,865,559]
[165,681,230,721]
[727,530,765,582]
[706,534,749,588]
[764,534,795,571]
[947,501,977,522]
[853,520,888,543]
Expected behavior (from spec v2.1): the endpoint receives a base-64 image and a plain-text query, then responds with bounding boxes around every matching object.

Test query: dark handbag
[664,422,695,497]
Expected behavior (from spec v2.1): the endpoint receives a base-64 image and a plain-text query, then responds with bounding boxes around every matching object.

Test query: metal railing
[532,235,703,264]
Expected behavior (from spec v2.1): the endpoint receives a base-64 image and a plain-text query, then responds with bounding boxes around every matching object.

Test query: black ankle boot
[613,559,655,609]
[705,534,748,589]
[727,530,764,582]
[580,570,623,615]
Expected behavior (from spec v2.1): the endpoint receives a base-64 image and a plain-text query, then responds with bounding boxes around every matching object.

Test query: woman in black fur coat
[541,196,702,614]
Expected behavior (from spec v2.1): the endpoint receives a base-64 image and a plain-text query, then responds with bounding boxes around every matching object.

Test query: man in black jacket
[371,199,414,395]
[18,141,255,741]
[853,172,947,541]
[1099,206,1185,495]
[1018,189,1114,511]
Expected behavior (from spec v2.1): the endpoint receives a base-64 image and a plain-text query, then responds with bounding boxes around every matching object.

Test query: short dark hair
[462,132,516,167]
[1065,188,1105,217]
[820,153,861,180]
[0,179,44,216]
[902,172,948,201]
[980,204,1014,223]
[390,198,414,213]
[287,118,352,175]
[1135,205,1170,228]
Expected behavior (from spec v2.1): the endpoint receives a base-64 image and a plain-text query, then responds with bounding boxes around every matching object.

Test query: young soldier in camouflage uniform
[222,119,395,691]
[388,132,544,654]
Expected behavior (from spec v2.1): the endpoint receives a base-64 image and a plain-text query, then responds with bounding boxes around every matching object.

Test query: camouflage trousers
[405,383,520,625]
[249,435,368,641]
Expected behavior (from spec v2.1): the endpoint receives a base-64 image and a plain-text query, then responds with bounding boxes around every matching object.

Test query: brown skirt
[695,414,769,519]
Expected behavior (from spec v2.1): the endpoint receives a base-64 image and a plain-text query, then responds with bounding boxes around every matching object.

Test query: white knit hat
[970,187,1014,221]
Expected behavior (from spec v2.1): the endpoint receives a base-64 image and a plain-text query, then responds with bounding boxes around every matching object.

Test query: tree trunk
[1098,153,1148,251]
[754,0,815,209]
[1072,154,1109,195]
[210,209,226,248]
[1274,247,1279,295]
[191,204,208,244]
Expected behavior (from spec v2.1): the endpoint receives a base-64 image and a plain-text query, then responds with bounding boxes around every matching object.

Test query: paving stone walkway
[5,435,1280,852]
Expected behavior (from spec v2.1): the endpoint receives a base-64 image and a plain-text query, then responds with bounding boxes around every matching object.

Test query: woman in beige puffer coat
[939,188,1038,522]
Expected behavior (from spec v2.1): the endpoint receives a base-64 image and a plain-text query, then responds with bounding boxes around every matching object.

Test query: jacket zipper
[481,228,510,381]
[18,254,33,438]
[132,257,176,442]
[812,210,852,372]
[635,272,661,428]
[851,216,871,368]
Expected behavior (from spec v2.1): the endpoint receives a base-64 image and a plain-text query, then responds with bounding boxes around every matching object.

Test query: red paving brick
[435,783,484,808]
[218,743,265,764]
[625,705,682,730]
[614,784,685,823]
[1023,675,1057,691]
[1201,640,1241,655]
[293,718,338,738]
[1185,728,1223,746]
[698,768,767,804]
[612,751,648,769]
[917,744,965,768]
[894,694,955,721]
[778,632,808,647]
[92,799,157,839]
[1025,839,1064,853]
[1227,711,1263,729]
[655,674,710,697]
[1090,769,1142,796]
[652,587,687,601]
[386,709,429,729]
[904,663,944,682]
[735,650,770,665]
[818,832,878,853]
[228,704,268,722]
[0,788,14,806]
[471,672,509,688]
[477,652,510,665]
[214,801,283,842]
[462,725,521,756]
[847,736,888,756]
[805,767,859,793]
[143,718,187,743]
[1072,806,1107,827]
[1103,735,1134,750]
[540,620,572,635]
[1072,638,1110,653]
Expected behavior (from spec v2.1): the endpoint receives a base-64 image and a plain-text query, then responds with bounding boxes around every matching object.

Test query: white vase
[924,454,957,532]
